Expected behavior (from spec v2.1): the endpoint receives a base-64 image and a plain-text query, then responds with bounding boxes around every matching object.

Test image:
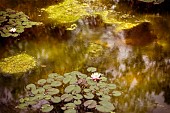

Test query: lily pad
[74,99,82,105]
[63,75,72,84]
[112,91,121,96]
[84,100,97,109]
[87,67,97,72]
[26,84,36,91]
[37,79,46,86]
[41,104,54,112]
[46,88,59,95]
[73,94,83,100]
[51,96,61,103]
[84,93,94,99]
[61,94,73,102]
[65,85,75,93]
[64,109,76,113]
[51,81,62,87]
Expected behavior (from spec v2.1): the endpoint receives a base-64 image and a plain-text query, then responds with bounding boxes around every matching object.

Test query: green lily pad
[84,100,97,108]
[51,81,62,87]
[84,93,94,99]
[46,78,55,83]
[19,98,25,103]
[61,94,73,102]
[65,103,76,109]
[65,85,75,93]
[69,76,77,84]
[99,95,111,101]
[74,99,82,105]
[99,100,115,110]
[77,73,87,79]
[89,85,99,91]
[72,85,81,94]
[87,67,97,72]
[84,88,91,93]
[43,84,52,89]
[26,84,36,91]
[51,96,61,103]
[37,79,46,85]
[73,94,83,100]
[44,95,52,100]
[63,75,72,84]
[107,84,117,89]
[41,104,54,112]
[48,73,60,79]
[46,88,59,95]
[64,109,76,113]
[16,103,28,109]
[100,77,107,82]
[112,91,121,96]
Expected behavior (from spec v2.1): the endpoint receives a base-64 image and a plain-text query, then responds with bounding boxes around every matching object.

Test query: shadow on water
[0,0,170,113]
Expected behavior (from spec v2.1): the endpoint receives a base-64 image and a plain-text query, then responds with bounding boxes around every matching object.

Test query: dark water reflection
[0,0,170,113]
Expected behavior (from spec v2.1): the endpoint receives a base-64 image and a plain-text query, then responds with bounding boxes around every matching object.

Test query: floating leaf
[69,76,77,84]
[26,84,36,91]
[65,85,75,93]
[72,85,81,94]
[61,94,73,102]
[77,73,87,79]
[74,99,82,105]
[107,84,117,89]
[112,91,121,96]
[48,73,60,79]
[64,109,76,113]
[37,79,46,85]
[16,103,28,109]
[46,78,54,83]
[99,100,115,110]
[84,100,97,108]
[63,75,71,84]
[51,81,62,87]
[65,103,76,108]
[89,85,99,91]
[84,93,94,99]
[43,85,52,89]
[41,104,54,112]
[44,95,52,100]
[54,76,64,81]
[96,105,112,112]
[99,95,111,101]
[73,94,83,100]
[19,98,25,103]
[100,77,107,82]
[51,96,61,103]
[46,88,59,95]
[84,89,91,93]
[87,67,97,72]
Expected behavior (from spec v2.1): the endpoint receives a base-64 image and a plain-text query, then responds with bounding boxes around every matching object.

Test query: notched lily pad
[87,67,97,72]
[37,79,46,85]
[51,81,62,87]
[51,96,61,103]
[41,104,54,112]
[84,100,97,109]
[112,91,121,96]
[84,93,94,99]
[26,84,36,91]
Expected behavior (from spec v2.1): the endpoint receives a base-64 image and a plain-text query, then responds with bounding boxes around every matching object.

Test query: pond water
[0,0,170,113]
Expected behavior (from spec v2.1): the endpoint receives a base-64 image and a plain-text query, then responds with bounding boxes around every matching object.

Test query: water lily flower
[91,72,102,81]
[9,28,16,32]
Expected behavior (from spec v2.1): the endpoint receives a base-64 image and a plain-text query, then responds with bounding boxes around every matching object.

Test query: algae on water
[43,0,89,24]
[0,53,36,74]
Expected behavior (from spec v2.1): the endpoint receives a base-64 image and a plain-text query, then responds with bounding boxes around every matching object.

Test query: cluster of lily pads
[17,67,121,113]
[0,8,42,37]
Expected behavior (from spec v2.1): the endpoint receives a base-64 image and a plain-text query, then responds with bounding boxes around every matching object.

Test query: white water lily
[91,72,102,81]
[9,28,16,32]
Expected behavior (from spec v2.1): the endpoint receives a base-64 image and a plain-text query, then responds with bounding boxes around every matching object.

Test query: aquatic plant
[0,9,42,37]
[42,0,89,24]
[17,67,121,112]
[0,53,36,74]
[138,0,164,4]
